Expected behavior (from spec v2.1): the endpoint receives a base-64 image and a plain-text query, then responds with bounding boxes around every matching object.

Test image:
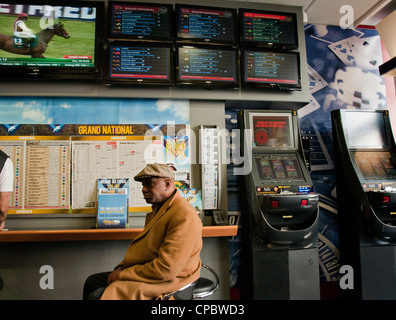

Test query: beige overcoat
[100,190,202,300]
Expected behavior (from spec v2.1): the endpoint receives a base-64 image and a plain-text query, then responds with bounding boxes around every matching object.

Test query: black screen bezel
[105,43,174,86]
[239,8,298,50]
[240,48,301,91]
[107,1,173,42]
[175,4,238,45]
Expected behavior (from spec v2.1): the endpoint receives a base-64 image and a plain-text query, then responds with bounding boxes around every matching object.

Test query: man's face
[141,177,168,204]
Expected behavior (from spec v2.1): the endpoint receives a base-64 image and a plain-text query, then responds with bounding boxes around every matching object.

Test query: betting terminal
[238,109,320,300]
[332,109,396,299]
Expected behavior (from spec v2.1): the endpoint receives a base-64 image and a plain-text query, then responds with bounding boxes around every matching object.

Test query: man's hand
[107,269,122,285]
[0,220,4,231]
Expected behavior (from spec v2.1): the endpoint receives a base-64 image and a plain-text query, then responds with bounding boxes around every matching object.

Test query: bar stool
[165,264,220,300]
[192,264,219,299]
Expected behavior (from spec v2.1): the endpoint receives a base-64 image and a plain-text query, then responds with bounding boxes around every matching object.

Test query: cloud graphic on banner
[156,100,189,123]
[13,100,48,123]
[59,103,71,109]
[329,66,386,109]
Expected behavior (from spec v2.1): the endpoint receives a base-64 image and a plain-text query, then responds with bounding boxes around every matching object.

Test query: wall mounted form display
[0,124,189,215]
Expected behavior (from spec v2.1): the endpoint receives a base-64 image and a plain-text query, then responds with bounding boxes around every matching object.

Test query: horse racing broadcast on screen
[0,1,100,68]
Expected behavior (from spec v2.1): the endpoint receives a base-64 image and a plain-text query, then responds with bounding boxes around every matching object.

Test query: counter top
[0,225,238,242]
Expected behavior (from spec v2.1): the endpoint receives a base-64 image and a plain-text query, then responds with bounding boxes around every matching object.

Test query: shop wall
[302,24,387,282]
[227,23,388,296]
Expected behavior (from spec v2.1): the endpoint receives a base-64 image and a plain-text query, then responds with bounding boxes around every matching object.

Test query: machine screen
[255,154,303,180]
[353,151,396,180]
[345,112,387,148]
[251,114,293,148]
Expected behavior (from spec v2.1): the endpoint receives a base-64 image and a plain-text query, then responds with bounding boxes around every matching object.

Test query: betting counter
[0,225,238,242]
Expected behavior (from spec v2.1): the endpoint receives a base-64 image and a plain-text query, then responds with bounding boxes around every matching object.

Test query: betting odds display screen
[107,45,171,84]
[176,5,237,44]
[240,9,298,49]
[102,3,301,89]
[251,114,294,148]
[177,47,237,85]
[108,1,172,41]
[242,50,300,88]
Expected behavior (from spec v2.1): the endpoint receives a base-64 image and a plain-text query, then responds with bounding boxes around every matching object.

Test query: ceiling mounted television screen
[0,0,105,80]
[107,1,172,42]
[176,45,239,88]
[240,8,298,50]
[106,44,173,86]
[241,49,301,91]
[175,4,237,45]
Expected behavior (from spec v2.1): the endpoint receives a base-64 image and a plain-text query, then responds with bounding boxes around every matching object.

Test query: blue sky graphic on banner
[0,97,189,124]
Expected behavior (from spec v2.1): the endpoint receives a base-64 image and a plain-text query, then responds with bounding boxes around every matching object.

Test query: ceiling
[241,0,396,26]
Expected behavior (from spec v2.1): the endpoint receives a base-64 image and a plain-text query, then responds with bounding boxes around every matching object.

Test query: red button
[383,196,390,203]
[271,200,279,208]
[301,199,308,206]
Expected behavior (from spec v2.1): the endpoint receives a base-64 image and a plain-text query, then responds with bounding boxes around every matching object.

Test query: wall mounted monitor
[106,44,173,86]
[107,1,172,42]
[176,45,239,88]
[0,0,104,80]
[175,4,237,45]
[241,49,301,90]
[240,8,298,50]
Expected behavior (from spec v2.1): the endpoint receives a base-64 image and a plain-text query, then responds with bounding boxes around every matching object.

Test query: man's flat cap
[134,163,175,181]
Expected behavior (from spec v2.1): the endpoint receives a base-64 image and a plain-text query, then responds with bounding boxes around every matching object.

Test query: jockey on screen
[13,13,35,39]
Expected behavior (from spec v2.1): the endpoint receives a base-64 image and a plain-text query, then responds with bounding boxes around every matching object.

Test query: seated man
[83,163,202,300]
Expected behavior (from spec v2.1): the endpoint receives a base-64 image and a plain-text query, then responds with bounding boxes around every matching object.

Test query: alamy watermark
[339,5,354,30]
[39,265,54,290]
[38,263,355,291]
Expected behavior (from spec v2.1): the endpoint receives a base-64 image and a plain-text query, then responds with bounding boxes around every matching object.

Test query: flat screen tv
[240,8,298,50]
[107,1,172,42]
[0,0,104,80]
[106,43,173,86]
[241,49,301,91]
[175,4,237,45]
[176,45,239,88]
